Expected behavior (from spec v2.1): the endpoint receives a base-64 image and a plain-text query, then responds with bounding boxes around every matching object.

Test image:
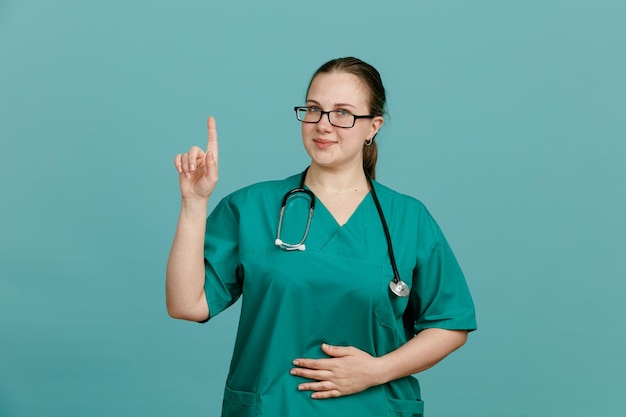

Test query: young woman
[166,57,476,417]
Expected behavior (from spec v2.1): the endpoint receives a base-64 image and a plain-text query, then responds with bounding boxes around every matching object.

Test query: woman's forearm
[165,197,210,321]
[290,328,470,398]
[375,328,469,385]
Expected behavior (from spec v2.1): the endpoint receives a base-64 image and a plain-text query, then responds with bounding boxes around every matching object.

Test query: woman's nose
[316,111,333,131]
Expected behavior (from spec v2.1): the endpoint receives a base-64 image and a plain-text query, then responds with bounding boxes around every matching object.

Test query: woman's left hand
[290,344,383,399]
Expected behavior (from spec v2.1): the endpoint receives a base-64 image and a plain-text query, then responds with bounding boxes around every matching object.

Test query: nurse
[166,57,476,416]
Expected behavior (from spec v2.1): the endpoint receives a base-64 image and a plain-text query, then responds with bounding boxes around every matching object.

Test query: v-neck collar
[298,167,374,228]
[304,184,373,228]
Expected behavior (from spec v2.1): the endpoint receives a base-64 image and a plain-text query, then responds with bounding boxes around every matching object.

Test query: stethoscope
[274,168,410,297]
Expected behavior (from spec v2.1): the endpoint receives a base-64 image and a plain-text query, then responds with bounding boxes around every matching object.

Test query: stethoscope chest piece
[389,280,410,297]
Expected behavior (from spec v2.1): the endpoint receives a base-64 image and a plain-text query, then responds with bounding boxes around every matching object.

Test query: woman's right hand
[174,116,219,200]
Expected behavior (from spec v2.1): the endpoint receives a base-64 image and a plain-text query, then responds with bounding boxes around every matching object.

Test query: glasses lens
[297,107,320,123]
[329,111,355,128]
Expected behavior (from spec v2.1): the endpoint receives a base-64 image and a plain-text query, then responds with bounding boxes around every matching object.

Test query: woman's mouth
[313,138,336,149]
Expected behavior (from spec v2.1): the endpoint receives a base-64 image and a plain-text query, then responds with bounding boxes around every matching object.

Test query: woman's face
[301,71,383,173]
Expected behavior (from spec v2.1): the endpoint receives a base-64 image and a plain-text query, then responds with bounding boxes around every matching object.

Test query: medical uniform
[203,173,476,417]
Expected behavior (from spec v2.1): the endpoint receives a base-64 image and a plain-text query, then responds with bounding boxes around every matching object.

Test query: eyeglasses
[294,106,375,128]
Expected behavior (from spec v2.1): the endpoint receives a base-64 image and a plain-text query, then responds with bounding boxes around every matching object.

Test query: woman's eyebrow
[305,99,356,109]
[334,102,356,109]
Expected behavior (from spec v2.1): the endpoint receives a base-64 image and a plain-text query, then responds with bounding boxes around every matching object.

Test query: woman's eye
[337,109,351,116]
[308,107,321,113]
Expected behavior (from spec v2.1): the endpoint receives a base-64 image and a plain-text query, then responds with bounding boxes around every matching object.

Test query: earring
[364,138,373,146]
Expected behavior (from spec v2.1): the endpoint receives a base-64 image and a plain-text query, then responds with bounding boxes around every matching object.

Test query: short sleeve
[203,197,244,320]
[405,209,477,335]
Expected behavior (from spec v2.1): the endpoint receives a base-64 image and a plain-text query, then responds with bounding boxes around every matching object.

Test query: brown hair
[306,57,387,179]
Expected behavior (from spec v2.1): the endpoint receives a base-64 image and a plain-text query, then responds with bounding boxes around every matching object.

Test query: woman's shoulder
[371,179,428,213]
[372,180,444,240]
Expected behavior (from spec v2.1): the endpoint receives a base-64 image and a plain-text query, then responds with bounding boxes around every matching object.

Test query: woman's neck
[304,163,368,195]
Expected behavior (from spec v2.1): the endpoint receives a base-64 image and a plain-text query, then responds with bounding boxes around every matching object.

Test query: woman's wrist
[371,355,393,386]
[181,196,209,210]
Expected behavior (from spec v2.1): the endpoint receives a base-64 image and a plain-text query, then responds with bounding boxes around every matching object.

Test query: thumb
[205,150,214,165]
[204,150,217,180]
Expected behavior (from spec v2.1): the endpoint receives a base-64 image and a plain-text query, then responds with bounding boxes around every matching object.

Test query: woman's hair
[306,57,387,179]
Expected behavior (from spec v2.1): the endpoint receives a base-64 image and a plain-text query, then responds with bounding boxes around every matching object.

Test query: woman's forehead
[307,72,369,107]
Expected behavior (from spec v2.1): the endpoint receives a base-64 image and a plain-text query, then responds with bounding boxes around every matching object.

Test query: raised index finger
[207,116,218,162]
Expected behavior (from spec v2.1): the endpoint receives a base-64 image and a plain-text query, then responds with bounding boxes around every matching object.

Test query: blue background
[1,1,625,416]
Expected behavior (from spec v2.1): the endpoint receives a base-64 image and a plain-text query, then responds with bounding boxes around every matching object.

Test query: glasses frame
[294,106,376,128]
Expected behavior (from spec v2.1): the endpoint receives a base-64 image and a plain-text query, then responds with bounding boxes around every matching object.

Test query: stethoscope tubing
[274,188,315,251]
[275,167,410,297]
[365,174,407,295]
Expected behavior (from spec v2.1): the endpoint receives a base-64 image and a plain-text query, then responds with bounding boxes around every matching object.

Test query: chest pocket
[374,264,414,349]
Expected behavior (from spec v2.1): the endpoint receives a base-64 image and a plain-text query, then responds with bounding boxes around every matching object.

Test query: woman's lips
[313,138,336,149]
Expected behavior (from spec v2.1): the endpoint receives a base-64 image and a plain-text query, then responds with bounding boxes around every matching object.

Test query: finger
[207,116,218,164]
[174,154,183,173]
[292,358,332,371]
[181,153,191,179]
[311,389,342,399]
[321,343,356,357]
[188,146,205,171]
[297,380,335,392]
[290,367,331,380]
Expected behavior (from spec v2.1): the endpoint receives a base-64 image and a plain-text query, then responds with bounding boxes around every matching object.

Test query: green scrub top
[203,173,476,417]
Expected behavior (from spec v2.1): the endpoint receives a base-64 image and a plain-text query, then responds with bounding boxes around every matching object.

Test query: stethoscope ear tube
[275,238,306,251]
[280,188,316,210]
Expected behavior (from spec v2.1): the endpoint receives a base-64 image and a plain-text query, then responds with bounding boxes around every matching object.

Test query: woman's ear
[369,116,384,138]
